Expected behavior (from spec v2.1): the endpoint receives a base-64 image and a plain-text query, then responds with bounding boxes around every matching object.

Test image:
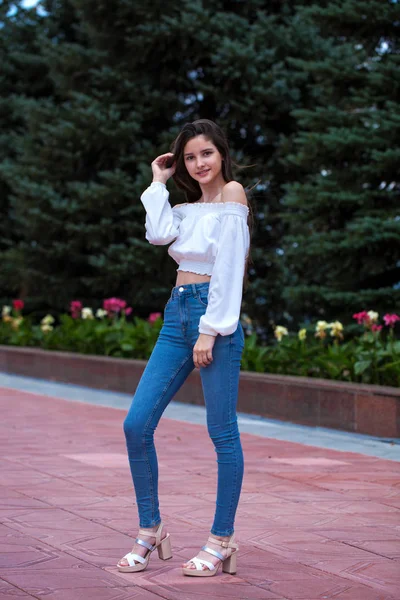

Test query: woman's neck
[199,177,226,203]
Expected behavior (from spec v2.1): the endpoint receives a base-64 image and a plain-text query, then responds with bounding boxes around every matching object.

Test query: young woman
[118,119,252,577]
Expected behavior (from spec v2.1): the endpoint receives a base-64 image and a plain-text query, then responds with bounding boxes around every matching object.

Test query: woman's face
[183,135,223,185]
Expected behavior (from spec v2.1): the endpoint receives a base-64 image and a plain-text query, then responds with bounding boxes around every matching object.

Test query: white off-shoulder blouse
[140,181,250,337]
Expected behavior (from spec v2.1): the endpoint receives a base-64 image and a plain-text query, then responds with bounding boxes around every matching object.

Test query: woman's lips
[197,169,210,177]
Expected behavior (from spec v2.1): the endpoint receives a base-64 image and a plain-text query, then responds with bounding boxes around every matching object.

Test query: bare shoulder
[221,181,248,207]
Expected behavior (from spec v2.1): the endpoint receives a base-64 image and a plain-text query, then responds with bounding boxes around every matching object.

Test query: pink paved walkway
[0,387,399,600]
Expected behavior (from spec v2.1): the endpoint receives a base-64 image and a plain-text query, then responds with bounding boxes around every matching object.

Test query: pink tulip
[383,313,400,327]
[125,307,132,316]
[371,324,382,332]
[70,300,83,319]
[103,297,127,314]
[352,311,369,325]
[148,312,162,324]
[12,299,24,312]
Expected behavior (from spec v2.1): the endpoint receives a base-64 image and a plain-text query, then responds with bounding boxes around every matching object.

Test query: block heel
[222,550,237,574]
[158,533,172,560]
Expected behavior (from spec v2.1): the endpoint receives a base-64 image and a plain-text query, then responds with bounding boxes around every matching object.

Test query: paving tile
[109,564,284,599]
[309,526,400,543]
[0,386,399,599]
[270,457,349,466]
[0,578,35,598]
[32,588,163,600]
[307,557,400,597]
[346,540,400,559]
[1,566,128,593]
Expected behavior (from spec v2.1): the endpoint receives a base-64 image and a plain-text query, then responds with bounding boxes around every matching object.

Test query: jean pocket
[194,293,208,307]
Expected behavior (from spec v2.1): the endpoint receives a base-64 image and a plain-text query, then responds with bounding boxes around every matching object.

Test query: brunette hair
[170,119,254,293]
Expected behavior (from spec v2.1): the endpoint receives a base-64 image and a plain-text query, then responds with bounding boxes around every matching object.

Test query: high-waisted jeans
[123,281,245,536]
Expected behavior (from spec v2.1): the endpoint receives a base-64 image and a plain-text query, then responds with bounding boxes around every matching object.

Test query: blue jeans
[123,282,245,536]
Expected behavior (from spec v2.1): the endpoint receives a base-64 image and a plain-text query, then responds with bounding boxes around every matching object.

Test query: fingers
[193,349,213,369]
[151,154,176,181]
[152,153,174,166]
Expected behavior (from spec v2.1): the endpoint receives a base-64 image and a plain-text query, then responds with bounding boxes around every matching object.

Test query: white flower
[82,307,94,320]
[367,310,379,323]
[96,308,108,319]
[328,321,344,337]
[41,314,55,326]
[2,305,11,317]
[41,324,53,333]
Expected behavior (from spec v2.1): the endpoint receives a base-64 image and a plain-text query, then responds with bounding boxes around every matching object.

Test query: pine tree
[2,0,316,324]
[280,0,400,325]
[0,1,52,302]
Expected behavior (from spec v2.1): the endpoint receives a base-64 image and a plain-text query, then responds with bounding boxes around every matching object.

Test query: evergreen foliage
[0,1,53,301]
[1,0,315,325]
[0,0,398,336]
[280,0,400,325]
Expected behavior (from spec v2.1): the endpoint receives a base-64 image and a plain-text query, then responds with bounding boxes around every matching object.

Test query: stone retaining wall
[1,345,398,437]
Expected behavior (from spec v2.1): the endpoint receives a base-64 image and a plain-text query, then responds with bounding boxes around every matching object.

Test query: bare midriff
[175,271,211,287]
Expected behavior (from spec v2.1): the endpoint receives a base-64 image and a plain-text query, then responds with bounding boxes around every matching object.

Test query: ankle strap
[208,534,238,550]
[138,522,163,542]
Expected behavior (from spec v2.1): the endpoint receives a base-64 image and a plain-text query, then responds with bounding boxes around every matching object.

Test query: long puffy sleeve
[198,202,250,336]
[140,181,182,245]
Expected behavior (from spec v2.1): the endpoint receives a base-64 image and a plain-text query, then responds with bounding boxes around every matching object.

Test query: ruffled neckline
[174,201,249,213]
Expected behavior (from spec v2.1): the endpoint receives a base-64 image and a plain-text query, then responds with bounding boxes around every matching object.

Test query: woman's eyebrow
[184,147,214,157]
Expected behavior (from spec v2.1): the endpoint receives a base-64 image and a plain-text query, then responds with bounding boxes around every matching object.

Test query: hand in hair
[151,153,176,185]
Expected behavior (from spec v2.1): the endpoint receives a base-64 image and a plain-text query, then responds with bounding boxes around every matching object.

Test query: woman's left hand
[193,333,216,368]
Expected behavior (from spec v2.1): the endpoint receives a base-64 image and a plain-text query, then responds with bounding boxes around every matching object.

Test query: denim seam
[227,333,237,535]
[141,351,193,525]
[211,335,238,537]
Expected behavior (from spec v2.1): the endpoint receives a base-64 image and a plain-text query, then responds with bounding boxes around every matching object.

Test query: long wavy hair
[170,119,254,292]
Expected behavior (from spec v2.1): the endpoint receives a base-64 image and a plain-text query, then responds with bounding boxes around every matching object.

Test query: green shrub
[1,301,399,387]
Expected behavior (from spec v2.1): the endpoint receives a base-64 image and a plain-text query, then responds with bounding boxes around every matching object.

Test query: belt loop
[191,283,197,298]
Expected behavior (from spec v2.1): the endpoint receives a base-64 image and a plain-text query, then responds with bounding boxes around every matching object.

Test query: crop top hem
[177,259,213,276]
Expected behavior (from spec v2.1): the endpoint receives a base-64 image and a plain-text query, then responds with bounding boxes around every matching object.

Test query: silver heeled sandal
[117,521,172,572]
[182,533,239,577]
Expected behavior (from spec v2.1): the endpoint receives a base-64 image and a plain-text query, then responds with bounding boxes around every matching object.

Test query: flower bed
[1,300,399,387]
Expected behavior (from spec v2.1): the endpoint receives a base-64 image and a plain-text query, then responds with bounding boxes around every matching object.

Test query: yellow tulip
[298,328,307,341]
[274,325,288,342]
[11,317,23,330]
[315,320,329,339]
[329,321,344,339]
